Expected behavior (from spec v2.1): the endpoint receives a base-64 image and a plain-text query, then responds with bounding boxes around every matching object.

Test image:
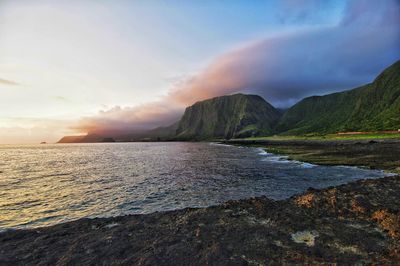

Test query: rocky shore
[225,139,400,173]
[1,140,399,265]
[1,175,399,265]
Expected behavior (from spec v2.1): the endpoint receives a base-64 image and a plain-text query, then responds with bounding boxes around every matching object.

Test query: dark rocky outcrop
[0,175,399,265]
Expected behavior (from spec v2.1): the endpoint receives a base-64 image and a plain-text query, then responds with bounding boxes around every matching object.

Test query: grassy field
[243,132,400,141]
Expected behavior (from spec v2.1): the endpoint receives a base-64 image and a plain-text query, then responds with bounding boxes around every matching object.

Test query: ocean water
[0,142,389,230]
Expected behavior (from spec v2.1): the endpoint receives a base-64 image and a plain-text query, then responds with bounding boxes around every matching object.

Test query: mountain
[175,94,281,140]
[58,135,86,143]
[57,93,280,142]
[58,60,400,143]
[58,123,179,143]
[142,122,179,141]
[276,60,400,134]
[117,122,179,142]
[58,134,111,143]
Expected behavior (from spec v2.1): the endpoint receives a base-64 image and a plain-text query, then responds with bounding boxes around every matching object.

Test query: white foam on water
[256,148,316,168]
[257,148,270,156]
[256,147,292,163]
[0,142,390,230]
[209,142,232,147]
[260,154,292,164]
[299,162,317,168]
[336,165,361,170]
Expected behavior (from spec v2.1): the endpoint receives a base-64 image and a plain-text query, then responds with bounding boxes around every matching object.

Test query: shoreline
[1,140,400,264]
[1,175,398,264]
[224,138,400,174]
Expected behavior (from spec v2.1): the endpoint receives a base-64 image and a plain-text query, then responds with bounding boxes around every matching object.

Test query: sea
[0,142,389,230]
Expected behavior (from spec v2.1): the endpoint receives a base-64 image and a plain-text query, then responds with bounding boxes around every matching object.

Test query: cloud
[167,0,400,108]
[0,117,77,144]
[75,0,400,135]
[0,78,19,86]
[73,102,182,136]
[276,0,338,25]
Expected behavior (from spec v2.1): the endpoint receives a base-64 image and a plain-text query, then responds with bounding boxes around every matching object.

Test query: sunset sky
[0,0,399,143]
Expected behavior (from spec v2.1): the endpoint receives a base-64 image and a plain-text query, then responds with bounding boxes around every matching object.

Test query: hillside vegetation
[175,94,281,140]
[58,60,400,143]
[276,60,400,135]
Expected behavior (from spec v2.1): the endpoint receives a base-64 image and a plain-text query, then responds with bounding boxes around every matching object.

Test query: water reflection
[0,142,389,230]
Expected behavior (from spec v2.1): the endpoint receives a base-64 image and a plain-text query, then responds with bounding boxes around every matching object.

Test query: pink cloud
[74,0,400,136]
[73,102,182,136]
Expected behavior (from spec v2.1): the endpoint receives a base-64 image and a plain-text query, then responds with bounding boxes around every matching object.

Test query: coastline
[224,138,400,174]
[1,140,399,264]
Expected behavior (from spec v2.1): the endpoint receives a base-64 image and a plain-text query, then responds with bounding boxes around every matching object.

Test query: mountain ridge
[175,93,281,140]
[58,59,400,143]
[276,60,400,134]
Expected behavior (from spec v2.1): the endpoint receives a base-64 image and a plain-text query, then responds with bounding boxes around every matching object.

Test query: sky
[0,0,399,143]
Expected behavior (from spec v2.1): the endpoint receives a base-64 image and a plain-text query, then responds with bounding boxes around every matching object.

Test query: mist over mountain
[58,59,400,143]
[68,0,400,139]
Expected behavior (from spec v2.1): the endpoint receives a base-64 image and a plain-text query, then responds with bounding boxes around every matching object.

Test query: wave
[256,148,316,168]
[209,142,232,147]
[256,148,270,156]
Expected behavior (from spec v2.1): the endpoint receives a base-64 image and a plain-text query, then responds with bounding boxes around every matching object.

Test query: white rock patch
[105,223,119,229]
[291,230,319,247]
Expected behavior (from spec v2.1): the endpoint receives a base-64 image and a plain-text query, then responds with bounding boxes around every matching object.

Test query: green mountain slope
[134,122,179,141]
[276,60,400,134]
[176,94,281,139]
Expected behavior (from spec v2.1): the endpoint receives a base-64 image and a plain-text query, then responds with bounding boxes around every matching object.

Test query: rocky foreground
[0,174,399,265]
[1,139,400,265]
